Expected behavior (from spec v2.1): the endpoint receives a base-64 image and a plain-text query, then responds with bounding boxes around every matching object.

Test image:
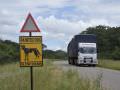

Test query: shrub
[112,47,120,60]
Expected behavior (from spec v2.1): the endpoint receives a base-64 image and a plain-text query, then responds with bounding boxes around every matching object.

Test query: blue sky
[0,0,120,51]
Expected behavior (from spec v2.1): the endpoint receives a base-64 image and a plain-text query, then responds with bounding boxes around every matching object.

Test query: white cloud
[73,0,120,16]
[0,0,120,51]
[38,15,111,36]
[37,15,113,51]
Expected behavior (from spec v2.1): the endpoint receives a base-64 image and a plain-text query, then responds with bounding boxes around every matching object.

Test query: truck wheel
[73,59,76,65]
[89,64,96,67]
[75,59,78,66]
[92,64,96,67]
[70,59,72,65]
[71,59,74,65]
[71,59,73,65]
[68,57,71,64]
[68,60,70,64]
[68,58,70,64]
[69,59,71,64]
[72,59,75,65]
[68,59,71,64]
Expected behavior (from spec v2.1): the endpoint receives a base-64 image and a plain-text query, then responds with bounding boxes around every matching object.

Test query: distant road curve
[54,60,120,90]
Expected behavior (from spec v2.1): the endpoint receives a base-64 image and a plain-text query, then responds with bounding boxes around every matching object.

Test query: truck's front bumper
[78,59,98,65]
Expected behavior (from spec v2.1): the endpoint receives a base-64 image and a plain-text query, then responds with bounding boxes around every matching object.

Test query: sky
[0,0,120,51]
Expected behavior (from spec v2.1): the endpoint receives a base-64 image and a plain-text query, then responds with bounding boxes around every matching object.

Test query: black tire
[68,60,70,64]
[74,59,78,66]
[89,64,96,67]
[69,59,72,64]
[88,64,92,67]
[71,59,73,65]
[68,57,71,64]
[92,64,96,67]
[73,59,75,65]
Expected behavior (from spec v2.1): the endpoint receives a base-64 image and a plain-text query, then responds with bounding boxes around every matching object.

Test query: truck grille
[84,57,93,63]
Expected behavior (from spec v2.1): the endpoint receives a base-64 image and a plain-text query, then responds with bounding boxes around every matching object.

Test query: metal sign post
[30,67,33,90]
[29,32,33,90]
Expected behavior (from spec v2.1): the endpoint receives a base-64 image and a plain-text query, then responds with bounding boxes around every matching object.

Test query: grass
[98,59,120,70]
[0,60,105,90]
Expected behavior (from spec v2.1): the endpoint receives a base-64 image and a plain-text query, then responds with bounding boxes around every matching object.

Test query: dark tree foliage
[81,25,120,60]
[0,40,19,64]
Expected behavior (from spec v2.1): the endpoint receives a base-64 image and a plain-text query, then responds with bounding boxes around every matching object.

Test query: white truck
[67,34,97,66]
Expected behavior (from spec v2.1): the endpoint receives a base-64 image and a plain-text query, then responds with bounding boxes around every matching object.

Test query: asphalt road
[54,61,120,90]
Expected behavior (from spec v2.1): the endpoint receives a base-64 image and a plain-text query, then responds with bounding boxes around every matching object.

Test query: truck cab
[78,43,97,65]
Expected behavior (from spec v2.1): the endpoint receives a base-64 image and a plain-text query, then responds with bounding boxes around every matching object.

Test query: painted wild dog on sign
[21,45,40,62]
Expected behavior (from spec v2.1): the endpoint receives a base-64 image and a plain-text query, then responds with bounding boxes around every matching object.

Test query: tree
[112,47,120,60]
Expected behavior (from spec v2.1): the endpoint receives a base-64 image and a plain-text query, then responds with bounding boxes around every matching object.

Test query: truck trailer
[67,34,97,66]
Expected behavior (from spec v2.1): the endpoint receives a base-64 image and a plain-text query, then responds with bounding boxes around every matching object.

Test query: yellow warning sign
[19,36,43,66]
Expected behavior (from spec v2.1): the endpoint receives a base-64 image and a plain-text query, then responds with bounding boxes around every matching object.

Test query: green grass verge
[0,60,105,90]
[98,59,120,70]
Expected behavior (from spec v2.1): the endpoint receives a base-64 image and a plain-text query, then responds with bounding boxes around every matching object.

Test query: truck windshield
[79,47,96,54]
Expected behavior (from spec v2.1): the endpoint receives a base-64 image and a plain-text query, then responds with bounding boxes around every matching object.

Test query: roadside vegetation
[0,60,105,90]
[98,59,120,70]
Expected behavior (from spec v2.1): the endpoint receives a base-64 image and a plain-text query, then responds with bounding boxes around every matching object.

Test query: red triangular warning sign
[20,13,40,32]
